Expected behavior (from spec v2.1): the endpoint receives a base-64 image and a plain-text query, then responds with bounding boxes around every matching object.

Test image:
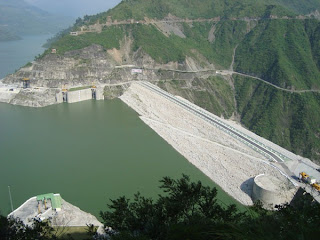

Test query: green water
[0,100,241,217]
[0,34,52,79]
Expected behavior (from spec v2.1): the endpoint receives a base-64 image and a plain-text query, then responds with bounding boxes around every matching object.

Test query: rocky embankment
[120,83,298,206]
[0,40,217,107]
[9,196,103,228]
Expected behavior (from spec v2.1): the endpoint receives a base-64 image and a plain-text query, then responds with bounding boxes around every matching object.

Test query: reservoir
[0,35,241,218]
[0,100,241,217]
[0,34,52,79]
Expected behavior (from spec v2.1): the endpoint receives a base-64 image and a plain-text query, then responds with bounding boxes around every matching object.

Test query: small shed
[37,193,62,211]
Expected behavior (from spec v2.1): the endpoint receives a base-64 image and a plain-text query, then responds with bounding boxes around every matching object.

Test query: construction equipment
[312,183,320,191]
[299,172,309,182]
[299,172,320,191]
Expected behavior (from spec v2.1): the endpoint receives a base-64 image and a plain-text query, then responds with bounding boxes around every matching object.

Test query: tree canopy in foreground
[1,175,320,240]
[101,175,320,240]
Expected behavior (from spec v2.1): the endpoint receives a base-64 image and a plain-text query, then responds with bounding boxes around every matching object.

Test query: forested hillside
[37,0,320,163]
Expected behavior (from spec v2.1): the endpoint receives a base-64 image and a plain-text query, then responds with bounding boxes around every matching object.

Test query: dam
[0,100,239,217]
[60,86,104,104]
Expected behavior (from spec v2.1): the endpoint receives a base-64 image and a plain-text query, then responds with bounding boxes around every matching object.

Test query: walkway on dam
[138,81,288,163]
[137,81,320,202]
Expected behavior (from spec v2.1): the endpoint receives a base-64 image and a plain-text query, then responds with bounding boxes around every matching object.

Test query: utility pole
[8,186,14,212]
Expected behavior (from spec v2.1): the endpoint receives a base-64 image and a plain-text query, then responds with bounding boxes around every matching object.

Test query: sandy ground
[120,83,296,205]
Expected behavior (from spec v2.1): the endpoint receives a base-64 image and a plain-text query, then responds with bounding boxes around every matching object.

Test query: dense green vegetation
[101,175,320,240]
[234,75,320,161]
[91,0,294,22]
[235,19,320,90]
[51,20,246,67]
[0,214,96,240]
[157,77,235,118]
[1,176,320,239]
[275,0,320,14]
[49,26,125,55]
[131,20,246,67]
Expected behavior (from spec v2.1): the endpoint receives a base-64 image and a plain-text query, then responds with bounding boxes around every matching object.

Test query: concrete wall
[95,88,104,100]
[67,89,92,103]
[252,174,296,208]
[55,92,63,103]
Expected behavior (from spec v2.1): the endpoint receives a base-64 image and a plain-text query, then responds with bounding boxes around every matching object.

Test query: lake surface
[0,34,52,79]
[0,100,240,217]
[0,34,241,218]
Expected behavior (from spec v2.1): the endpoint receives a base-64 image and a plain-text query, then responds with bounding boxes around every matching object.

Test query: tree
[101,175,320,240]
[100,175,244,240]
[0,214,55,240]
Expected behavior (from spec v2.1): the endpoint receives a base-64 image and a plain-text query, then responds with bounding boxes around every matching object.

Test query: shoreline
[2,80,320,204]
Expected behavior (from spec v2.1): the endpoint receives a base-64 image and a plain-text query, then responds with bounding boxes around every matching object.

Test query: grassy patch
[54,226,97,240]
[49,26,125,55]
[69,86,92,91]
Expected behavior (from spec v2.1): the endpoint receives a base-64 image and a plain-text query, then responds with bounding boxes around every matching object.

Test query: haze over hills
[3,0,320,164]
[24,0,121,17]
[0,0,73,41]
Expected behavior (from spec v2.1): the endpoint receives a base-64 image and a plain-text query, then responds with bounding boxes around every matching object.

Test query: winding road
[139,81,284,162]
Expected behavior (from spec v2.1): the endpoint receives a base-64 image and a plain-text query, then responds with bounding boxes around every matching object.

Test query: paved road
[139,81,285,162]
[138,81,301,187]
[225,71,320,94]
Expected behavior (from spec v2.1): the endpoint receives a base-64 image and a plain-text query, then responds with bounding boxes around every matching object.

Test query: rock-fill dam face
[252,174,297,208]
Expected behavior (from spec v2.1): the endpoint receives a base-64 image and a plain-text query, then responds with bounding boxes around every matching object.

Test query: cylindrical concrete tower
[252,174,296,208]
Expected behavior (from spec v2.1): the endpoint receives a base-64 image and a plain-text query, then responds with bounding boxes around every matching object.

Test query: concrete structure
[0,87,20,103]
[22,78,30,88]
[95,87,104,100]
[55,91,63,103]
[252,174,297,208]
[67,88,92,103]
[56,86,104,104]
[36,193,62,212]
[8,194,103,229]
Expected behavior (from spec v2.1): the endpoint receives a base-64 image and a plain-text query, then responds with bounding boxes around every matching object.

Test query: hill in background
[0,0,74,41]
[7,0,320,163]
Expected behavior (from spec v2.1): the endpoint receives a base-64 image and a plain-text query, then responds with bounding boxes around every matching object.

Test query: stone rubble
[120,83,293,205]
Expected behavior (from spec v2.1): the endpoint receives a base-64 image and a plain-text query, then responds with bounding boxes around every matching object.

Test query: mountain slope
[4,0,320,163]
[0,0,73,37]
[90,0,295,22]
[235,19,320,89]
[275,0,320,14]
